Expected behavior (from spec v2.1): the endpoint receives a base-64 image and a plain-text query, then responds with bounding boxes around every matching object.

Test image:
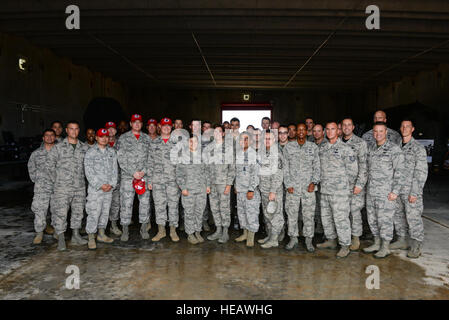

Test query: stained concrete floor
[0,175,448,300]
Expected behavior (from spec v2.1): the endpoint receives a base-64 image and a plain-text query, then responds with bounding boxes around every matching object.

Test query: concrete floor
[0,175,448,300]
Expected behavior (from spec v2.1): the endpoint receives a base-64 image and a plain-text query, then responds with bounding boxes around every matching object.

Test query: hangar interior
[0,1,448,299]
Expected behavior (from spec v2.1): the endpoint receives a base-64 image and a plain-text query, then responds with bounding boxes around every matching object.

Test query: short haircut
[51,120,63,127]
[223,121,230,124]
[401,119,414,126]
[213,124,224,130]
[373,121,388,129]
[287,123,296,127]
[279,124,288,129]
[66,120,80,127]
[313,124,324,130]
[86,128,95,132]
[239,131,253,140]
[305,117,313,121]
[246,125,255,130]
[262,117,271,122]
[43,128,56,136]
[230,117,240,123]
[202,120,211,125]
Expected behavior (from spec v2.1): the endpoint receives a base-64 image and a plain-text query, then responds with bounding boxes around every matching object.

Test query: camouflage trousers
[236,190,261,233]
[285,190,315,238]
[86,188,112,234]
[50,188,85,235]
[320,193,351,246]
[120,177,150,226]
[394,194,424,242]
[261,190,284,235]
[366,194,395,241]
[31,191,52,233]
[152,182,180,227]
[182,192,207,235]
[209,184,231,228]
[203,196,211,222]
[315,191,323,233]
[109,184,120,222]
[350,191,365,237]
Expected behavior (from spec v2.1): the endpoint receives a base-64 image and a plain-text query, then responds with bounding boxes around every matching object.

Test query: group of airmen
[27,110,428,259]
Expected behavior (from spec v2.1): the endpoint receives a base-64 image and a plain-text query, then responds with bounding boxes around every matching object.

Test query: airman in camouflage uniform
[84,129,118,249]
[341,119,368,251]
[116,115,151,242]
[234,132,261,247]
[392,120,428,258]
[106,121,122,236]
[47,121,88,251]
[148,118,181,242]
[362,110,402,147]
[257,131,285,249]
[363,122,405,258]
[283,124,320,252]
[317,123,358,258]
[176,136,210,244]
[28,129,56,244]
[204,126,235,243]
[313,124,327,235]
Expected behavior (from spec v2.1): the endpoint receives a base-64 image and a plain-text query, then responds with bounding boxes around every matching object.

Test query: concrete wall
[0,32,130,144]
[372,63,449,113]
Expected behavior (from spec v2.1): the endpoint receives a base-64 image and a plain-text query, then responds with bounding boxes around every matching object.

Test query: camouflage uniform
[314,139,328,232]
[28,145,54,233]
[367,140,405,241]
[204,141,235,228]
[148,136,180,227]
[283,140,320,238]
[235,147,261,233]
[362,127,402,147]
[86,142,96,149]
[342,134,368,237]
[109,140,120,223]
[84,145,118,234]
[258,145,285,236]
[116,131,151,226]
[319,139,358,246]
[394,138,428,242]
[47,138,88,235]
[176,151,210,235]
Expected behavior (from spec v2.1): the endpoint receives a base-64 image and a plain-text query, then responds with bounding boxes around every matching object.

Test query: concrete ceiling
[1,0,449,89]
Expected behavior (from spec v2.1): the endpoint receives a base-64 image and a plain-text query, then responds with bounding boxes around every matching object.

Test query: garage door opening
[221,103,272,132]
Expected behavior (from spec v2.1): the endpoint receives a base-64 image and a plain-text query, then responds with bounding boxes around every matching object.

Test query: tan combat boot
[88,234,96,250]
[336,245,350,258]
[45,225,54,235]
[235,229,248,242]
[350,236,360,251]
[363,236,381,253]
[152,224,166,242]
[317,239,338,249]
[407,239,423,259]
[170,226,180,242]
[246,231,255,247]
[110,221,122,236]
[195,231,204,243]
[97,229,114,243]
[390,236,408,250]
[374,240,391,258]
[33,232,43,245]
[187,234,199,245]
